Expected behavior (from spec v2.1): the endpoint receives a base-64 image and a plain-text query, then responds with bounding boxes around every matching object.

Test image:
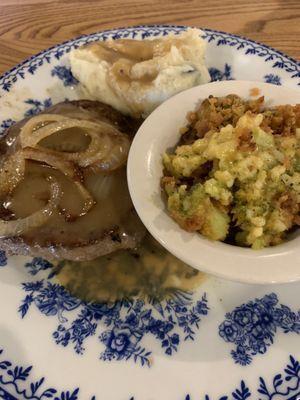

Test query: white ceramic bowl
[127,80,300,284]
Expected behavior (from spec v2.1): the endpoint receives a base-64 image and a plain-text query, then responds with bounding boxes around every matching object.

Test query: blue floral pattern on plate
[0,119,15,136]
[18,278,209,367]
[0,349,83,400]
[219,293,300,365]
[209,63,233,82]
[0,25,299,93]
[0,348,299,400]
[51,65,79,87]
[24,257,53,276]
[24,98,53,117]
[187,355,300,399]
[0,251,7,267]
[264,74,282,85]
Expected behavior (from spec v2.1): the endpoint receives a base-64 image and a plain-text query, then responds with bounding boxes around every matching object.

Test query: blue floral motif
[264,74,282,85]
[24,98,53,117]
[25,257,53,276]
[185,356,300,399]
[219,293,300,365]
[51,65,78,86]
[219,320,238,342]
[0,347,300,399]
[131,355,300,399]
[0,26,299,93]
[18,279,209,367]
[209,63,233,82]
[0,250,7,267]
[0,119,15,136]
[19,281,81,321]
[257,355,300,399]
[184,381,251,400]
[0,348,84,399]
[0,349,79,400]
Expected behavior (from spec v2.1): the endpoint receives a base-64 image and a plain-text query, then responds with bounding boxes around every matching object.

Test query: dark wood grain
[0,0,299,75]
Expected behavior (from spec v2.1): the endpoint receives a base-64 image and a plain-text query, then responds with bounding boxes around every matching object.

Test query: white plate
[0,25,300,400]
[128,80,300,285]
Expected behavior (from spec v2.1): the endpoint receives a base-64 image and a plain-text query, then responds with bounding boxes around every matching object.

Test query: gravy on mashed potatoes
[70,29,210,117]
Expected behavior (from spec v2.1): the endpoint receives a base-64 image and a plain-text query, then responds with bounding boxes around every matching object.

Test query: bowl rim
[127,80,300,285]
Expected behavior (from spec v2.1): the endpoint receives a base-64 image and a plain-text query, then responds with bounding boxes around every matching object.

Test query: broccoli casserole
[161,95,300,249]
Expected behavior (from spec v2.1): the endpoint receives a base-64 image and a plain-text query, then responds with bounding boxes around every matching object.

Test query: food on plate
[0,100,145,261]
[161,95,300,249]
[57,233,203,303]
[70,28,210,117]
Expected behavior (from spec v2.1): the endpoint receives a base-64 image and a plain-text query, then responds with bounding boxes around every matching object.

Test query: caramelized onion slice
[0,178,61,238]
[88,174,114,201]
[20,114,130,169]
[0,148,94,218]
[91,134,130,172]
[22,147,94,216]
[0,152,25,197]
[19,114,70,146]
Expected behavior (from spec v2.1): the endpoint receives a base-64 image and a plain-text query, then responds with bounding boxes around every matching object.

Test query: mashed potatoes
[162,95,300,249]
[70,29,210,117]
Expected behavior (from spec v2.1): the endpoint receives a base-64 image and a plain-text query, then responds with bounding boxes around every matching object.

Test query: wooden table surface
[0,0,299,75]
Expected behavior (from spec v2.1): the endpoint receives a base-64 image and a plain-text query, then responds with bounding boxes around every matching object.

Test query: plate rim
[0,24,299,398]
[0,24,298,89]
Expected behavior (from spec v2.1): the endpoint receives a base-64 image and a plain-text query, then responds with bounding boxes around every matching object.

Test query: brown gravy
[7,162,132,246]
[86,39,168,86]
[3,125,134,247]
[88,39,159,64]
